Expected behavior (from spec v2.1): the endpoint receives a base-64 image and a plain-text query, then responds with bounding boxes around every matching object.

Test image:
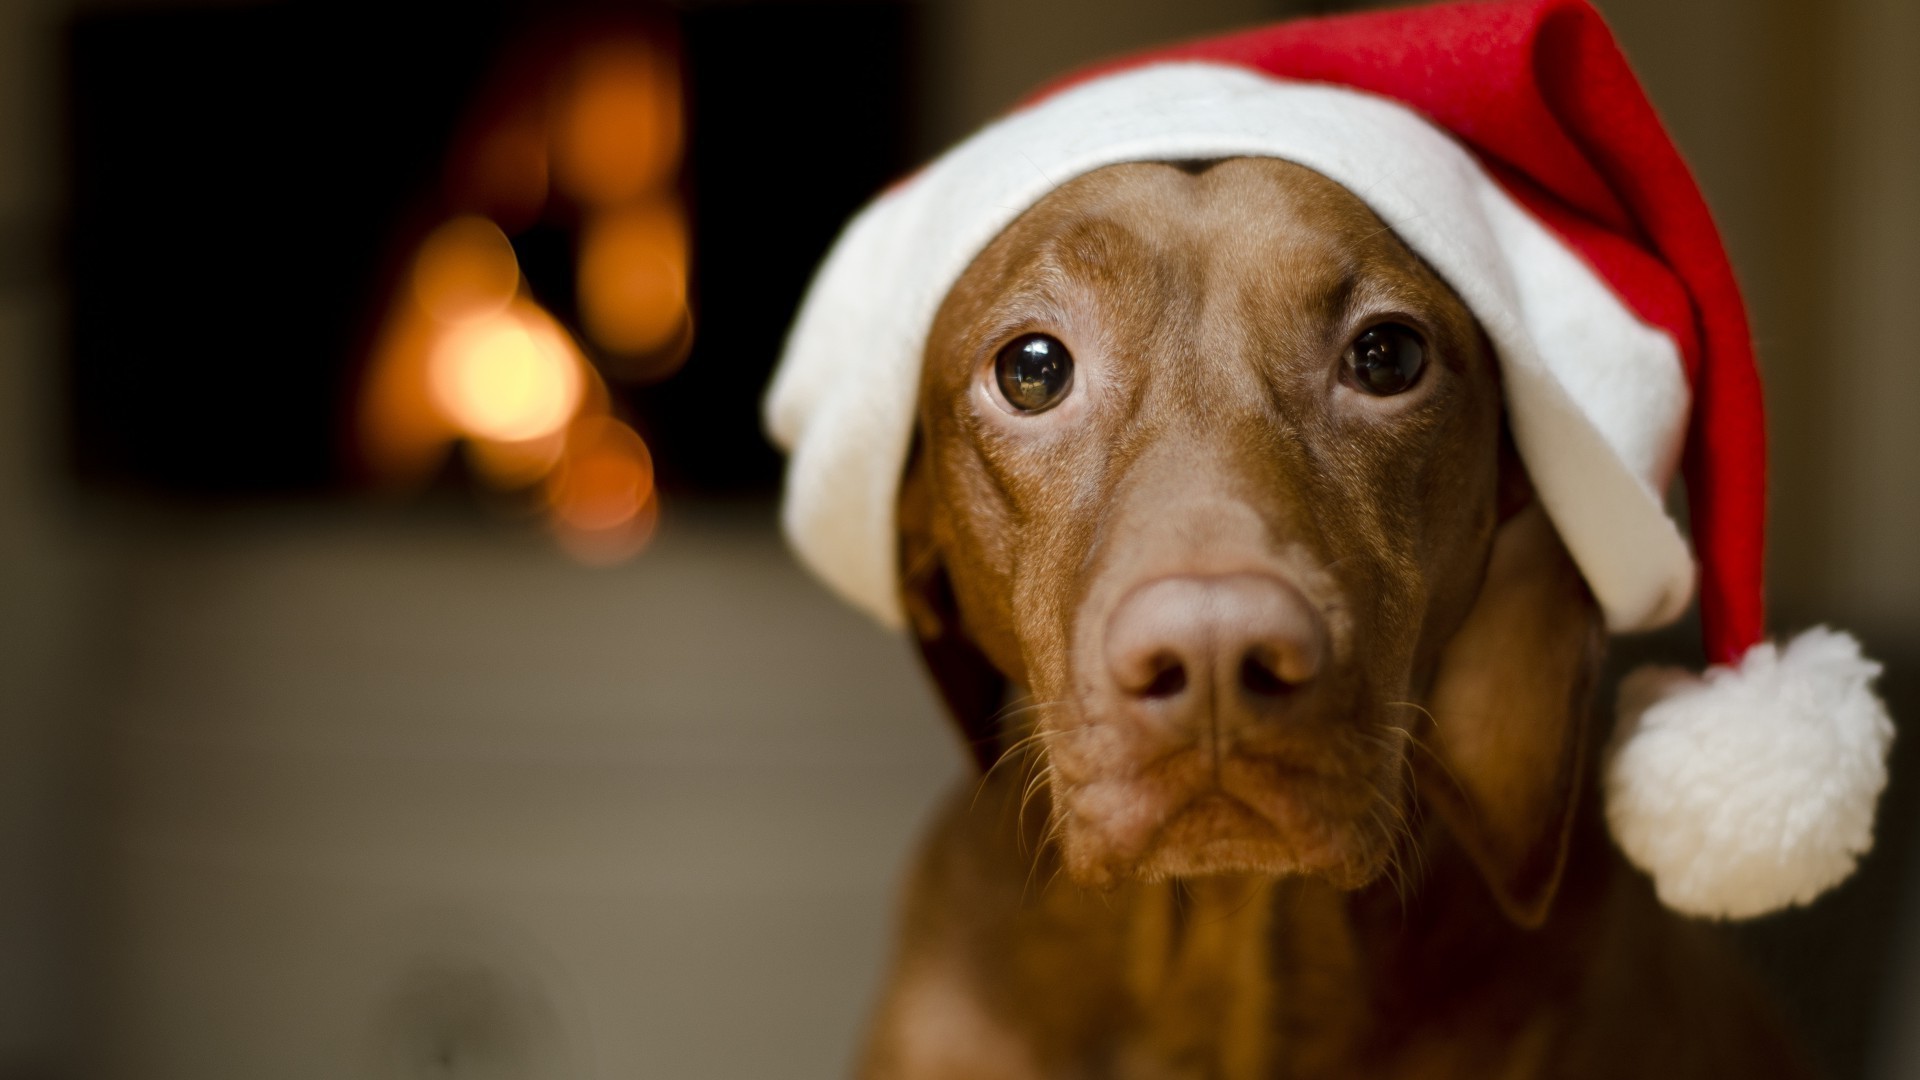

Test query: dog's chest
[1109,879,1368,1080]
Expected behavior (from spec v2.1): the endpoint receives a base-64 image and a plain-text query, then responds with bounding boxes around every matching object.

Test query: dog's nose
[1104,574,1325,726]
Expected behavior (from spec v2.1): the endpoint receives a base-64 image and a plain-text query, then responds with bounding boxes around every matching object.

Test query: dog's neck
[992,776,1605,1079]
[1109,875,1366,1077]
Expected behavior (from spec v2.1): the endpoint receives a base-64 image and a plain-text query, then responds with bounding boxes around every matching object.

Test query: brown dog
[865,159,1811,1079]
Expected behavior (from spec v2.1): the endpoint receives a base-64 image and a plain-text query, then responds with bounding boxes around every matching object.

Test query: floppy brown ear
[897,440,1009,773]
[1416,493,1605,928]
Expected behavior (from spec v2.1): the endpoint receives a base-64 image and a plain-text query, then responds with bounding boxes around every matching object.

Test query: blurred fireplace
[64,0,917,502]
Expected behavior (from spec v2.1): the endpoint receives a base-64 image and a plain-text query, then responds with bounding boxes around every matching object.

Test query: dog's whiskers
[1382,701,1472,804]
[1017,759,1056,852]
[970,704,1067,812]
[1018,763,1064,904]
[1339,722,1427,917]
[1366,801,1411,915]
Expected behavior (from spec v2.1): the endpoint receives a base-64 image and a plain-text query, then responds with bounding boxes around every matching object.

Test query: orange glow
[358,301,457,490]
[555,492,659,566]
[411,216,521,323]
[577,200,689,361]
[552,42,682,206]
[427,302,586,443]
[463,428,566,490]
[358,33,688,564]
[546,416,654,529]
[546,416,659,564]
[605,304,694,385]
[466,113,550,233]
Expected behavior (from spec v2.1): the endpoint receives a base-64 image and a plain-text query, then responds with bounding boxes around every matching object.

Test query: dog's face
[900,159,1601,918]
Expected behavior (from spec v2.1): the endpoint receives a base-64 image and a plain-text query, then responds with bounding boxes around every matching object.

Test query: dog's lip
[1129,751,1340,836]
[1130,781,1362,880]
[1046,714,1360,797]
[1145,789,1282,847]
[1053,738,1400,887]
[1130,737,1344,787]
[1097,741,1373,826]
[1219,748,1345,788]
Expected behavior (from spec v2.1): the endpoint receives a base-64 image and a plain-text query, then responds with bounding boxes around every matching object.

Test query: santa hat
[764,0,1893,919]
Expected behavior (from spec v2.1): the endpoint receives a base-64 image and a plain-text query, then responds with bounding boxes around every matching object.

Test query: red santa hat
[765,0,1893,919]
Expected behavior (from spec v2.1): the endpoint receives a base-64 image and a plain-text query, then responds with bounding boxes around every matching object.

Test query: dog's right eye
[1344,322,1426,396]
[995,333,1074,412]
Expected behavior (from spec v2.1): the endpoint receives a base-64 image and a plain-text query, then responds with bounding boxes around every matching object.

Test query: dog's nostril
[1141,657,1189,699]
[1105,574,1325,711]
[1239,653,1291,697]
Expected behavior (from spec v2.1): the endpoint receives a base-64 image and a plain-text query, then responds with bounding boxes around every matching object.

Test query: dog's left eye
[1345,323,1426,396]
[995,333,1074,412]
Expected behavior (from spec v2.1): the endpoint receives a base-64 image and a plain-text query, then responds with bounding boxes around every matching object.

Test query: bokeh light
[427,302,585,443]
[577,200,689,362]
[552,41,682,207]
[358,28,689,566]
[546,415,654,531]
[358,301,456,490]
[546,415,659,563]
[462,427,567,491]
[411,215,521,324]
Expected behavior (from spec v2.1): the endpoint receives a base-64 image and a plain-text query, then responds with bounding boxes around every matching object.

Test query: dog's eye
[1345,323,1426,396]
[995,333,1074,412]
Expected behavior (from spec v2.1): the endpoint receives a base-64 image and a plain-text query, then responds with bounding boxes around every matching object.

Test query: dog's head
[898,159,1604,924]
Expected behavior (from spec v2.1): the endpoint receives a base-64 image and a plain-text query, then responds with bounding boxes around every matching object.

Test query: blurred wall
[0,0,94,1072]
[1818,0,1920,632]
[913,0,1281,154]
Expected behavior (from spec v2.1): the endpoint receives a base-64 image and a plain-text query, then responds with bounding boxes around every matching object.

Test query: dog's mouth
[1048,726,1405,889]
[1136,791,1280,873]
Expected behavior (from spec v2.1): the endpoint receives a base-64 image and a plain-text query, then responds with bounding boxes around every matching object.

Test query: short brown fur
[870,159,1809,1079]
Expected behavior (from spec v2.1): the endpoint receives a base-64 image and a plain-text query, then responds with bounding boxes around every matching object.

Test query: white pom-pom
[1604,627,1894,919]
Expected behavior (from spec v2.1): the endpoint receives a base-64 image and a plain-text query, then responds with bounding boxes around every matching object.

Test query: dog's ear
[897,439,1009,773]
[1417,458,1605,928]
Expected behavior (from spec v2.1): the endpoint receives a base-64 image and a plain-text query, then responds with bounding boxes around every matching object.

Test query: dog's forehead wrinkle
[1041,213,1147,272]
